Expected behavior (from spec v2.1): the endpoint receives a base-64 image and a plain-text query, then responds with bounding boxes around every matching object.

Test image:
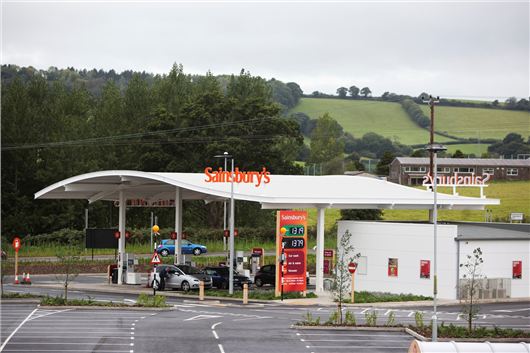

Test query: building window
[404,166,426,173]
[507,168,518,176]
[483,168,494,175]
[453,167,475,173]
[437,167,450,173]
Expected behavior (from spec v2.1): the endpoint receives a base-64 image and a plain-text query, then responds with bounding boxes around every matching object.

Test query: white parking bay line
[309,345,408,349]
[0,308,37,352]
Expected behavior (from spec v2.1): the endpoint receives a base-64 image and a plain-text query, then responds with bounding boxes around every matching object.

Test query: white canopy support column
[315,207,325,293]
[117,190,126,285]
[175,187,182,265]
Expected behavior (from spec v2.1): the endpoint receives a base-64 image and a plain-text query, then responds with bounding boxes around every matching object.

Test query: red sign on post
[170,231,177,240]
[276,210,307,295]
[513,260,522,279]
[348,262,357,274]
[12,237,21,252]
[324,249,334,257]
[114,231,120,239]
[252,247,263,256]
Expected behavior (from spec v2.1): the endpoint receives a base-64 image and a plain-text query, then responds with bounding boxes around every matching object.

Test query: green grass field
[445,143,491,156]
[306,180,529,228]
[290,98,455,145]
[420,105,530,140]
[291,98,528,154]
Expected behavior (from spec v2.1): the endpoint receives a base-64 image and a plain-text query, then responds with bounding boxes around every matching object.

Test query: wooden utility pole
[423,95,440,179]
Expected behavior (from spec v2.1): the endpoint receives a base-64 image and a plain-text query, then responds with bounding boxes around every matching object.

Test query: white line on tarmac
[296,333,408,337]
[211,322,222,330]
[218,344,226,353]
[360,308,371,314]
[6,343,131,346]
[408,312,415,317]
[309,346,408,349]
[213,330,219,339]
[0,349,133,353]
[0,307,37,352]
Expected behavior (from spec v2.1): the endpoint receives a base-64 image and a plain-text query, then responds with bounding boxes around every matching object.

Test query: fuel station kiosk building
[35,170,499,293]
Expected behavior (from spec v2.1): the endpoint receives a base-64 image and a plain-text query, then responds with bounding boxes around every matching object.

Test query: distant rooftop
[394,157,530,167]
[453,222,530,241]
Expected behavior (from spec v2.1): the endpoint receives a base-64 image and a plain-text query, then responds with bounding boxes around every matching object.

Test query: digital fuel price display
[276,211,308,294]
[282,238,305,249]
[280,225,305,236]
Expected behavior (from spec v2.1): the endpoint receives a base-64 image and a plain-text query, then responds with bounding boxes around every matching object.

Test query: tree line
[1,64,305,239]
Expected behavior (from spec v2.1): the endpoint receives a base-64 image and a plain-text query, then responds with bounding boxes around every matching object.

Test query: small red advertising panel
[276,210,307,294]
[513,260,522,279]
[388,258,398,277]
[324,249,334,258]
[420,260,430,279]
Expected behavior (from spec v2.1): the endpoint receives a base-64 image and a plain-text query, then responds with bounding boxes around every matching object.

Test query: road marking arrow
[184,315,222,321]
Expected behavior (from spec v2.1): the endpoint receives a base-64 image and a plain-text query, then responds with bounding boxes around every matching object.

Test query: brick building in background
[389,158,530,185]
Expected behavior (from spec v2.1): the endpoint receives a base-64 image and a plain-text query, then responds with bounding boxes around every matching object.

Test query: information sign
[276,211,307,294]
[513,260,522,279]
[420,260,430,279]
[12,237,21,252]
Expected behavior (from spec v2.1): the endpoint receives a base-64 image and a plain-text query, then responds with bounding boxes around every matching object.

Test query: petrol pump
[250,247,264,276]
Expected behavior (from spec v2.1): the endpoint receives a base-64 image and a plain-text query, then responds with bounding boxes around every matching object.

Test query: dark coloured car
[204,266,252,289]
[254,264,276,287]
[254,264,310,287]
[175,265,213,289]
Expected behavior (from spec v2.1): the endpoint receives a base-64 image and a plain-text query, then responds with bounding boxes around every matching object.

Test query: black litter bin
[111,268,118,284]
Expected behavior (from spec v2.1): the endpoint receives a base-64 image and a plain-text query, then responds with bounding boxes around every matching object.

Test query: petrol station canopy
[35,170,499,209]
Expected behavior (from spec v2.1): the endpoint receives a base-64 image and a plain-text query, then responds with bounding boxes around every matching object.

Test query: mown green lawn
[384,180,529,222]
[420,105,530,140]
[290,98,455,145]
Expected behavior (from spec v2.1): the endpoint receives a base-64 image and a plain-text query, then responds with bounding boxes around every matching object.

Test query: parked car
[204,266,252,289]
[156,239,208,257]
[254,264,276,287]
[147,265,211,291]
[175,265,213,289]
[254,264,310,287]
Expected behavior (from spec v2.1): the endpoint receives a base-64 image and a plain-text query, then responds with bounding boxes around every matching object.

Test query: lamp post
[215,152,235,294]
[426,143,447,342]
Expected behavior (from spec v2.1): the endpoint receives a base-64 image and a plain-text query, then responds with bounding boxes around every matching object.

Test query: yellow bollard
[243,283,248,305]
[199,280,204,301]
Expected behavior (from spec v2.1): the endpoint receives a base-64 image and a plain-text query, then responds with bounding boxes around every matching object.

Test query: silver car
[149,265,212,292]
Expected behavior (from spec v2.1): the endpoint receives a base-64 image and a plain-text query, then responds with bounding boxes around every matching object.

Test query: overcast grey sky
[2,1,529,100]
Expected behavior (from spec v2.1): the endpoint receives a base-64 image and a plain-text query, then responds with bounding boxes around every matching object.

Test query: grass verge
[40,294,168,307]
[182,288,317,300]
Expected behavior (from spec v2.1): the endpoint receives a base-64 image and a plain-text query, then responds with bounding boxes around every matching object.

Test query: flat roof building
[389,157,530,185]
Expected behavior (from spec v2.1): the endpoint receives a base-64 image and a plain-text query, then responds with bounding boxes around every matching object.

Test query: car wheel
[181,281,190,292]
[255,278,263,287]
[160,249,170,257]
[192,248,201,256]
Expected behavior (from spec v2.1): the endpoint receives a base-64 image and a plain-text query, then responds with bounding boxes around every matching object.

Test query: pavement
[5,273,530,308]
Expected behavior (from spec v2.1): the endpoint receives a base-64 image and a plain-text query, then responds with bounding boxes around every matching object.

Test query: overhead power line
[1,116,283,151]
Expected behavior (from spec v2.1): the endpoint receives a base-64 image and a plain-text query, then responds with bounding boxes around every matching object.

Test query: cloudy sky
[2,1,528,100]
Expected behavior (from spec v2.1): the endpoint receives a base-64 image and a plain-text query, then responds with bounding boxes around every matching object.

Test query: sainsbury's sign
[204,167,271,187]
[422,172,491,186]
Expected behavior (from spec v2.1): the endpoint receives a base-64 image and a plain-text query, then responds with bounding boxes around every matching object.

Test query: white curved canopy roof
[35,170,499,210]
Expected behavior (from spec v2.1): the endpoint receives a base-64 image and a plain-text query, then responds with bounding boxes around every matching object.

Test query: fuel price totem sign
[276,211,307,295]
